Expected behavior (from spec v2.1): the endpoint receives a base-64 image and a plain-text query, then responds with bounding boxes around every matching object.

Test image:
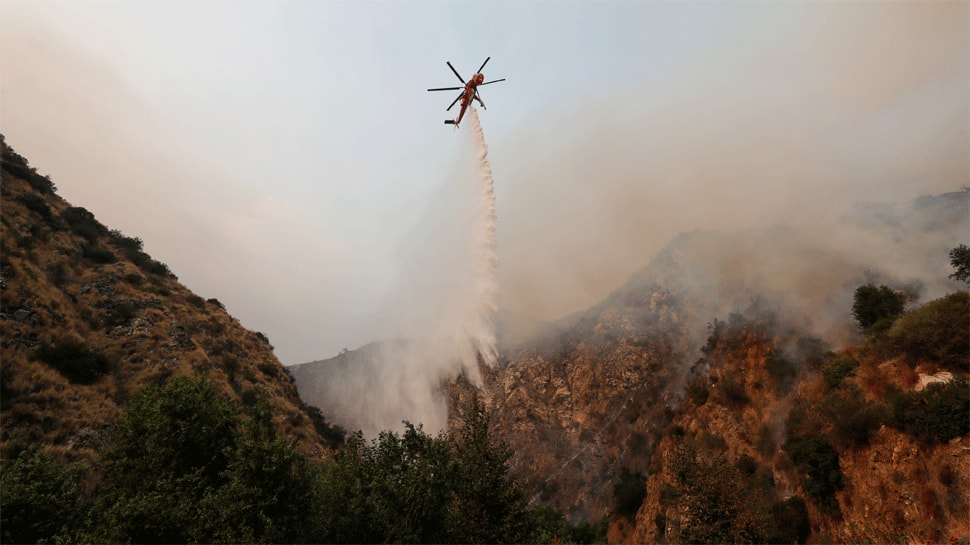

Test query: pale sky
[2,1,967,364]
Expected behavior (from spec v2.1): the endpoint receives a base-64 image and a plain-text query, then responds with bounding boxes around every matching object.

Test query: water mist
[300,107,499,437]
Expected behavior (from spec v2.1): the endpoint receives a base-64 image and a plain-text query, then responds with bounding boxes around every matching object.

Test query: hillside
[0,135,339,465]
[448,191,969,541]
[293,187,968,542]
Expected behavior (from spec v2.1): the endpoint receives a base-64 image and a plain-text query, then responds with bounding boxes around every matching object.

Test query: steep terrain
[296,188,968,543]
[632,310,968,543]
[0,135,337,465]
[450,190,969,540]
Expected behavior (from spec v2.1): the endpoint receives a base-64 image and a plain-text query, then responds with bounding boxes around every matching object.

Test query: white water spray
[467,107,500,367]
[303,107,499,437]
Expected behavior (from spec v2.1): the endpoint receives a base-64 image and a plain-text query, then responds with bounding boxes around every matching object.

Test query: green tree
[200,393,324,543]
[819,383,883,449]
[368,424,454,543]
[666,442,775,544]
[949,244,970,284]
[887,291,969,370]
[93,376,239,543]
[91,377,327,543]
[0,450,88,544]
[783,432,844,513]
[885,378,970,443]
[852,284,906,335]
[447,397,528,544]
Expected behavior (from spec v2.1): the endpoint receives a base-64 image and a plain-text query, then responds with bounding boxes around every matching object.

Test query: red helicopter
[427,57,505,127]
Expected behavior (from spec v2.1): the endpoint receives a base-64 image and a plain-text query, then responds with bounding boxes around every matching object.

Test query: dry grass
[2,166,331,464]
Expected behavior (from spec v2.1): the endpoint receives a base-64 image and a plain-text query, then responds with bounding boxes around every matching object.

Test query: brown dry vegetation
[631,314,969,544]
[1,136,333,465]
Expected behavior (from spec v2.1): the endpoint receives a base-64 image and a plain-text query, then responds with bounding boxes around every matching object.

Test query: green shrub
[950,244,970,284]
[783,432,843,512]
[613,467,647,517]
[109,230,143,252]
[255,332,274,351]
[766,496,811,544]
[718,375,749,406]
[885,378,969,443]
[302,402,346,448]
[81,243,117,264]
[820,384,882,449]
[46,262,68,287]
[1,141,57,194]
[35,340,111,384]
[17,193,51,219]
[852,284,906,336]
[687,377,709,406]
[257,362,279,378]
[103,302,137,329]
[62,207,107,243]
[887,292,969,370]
[92,376,322,544]
[222,355,240,376]
[766,350,799,392]
[822,356,859,390]
[0,450,87,544]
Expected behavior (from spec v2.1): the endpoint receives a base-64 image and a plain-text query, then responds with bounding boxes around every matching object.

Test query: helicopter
[427,57,505,128]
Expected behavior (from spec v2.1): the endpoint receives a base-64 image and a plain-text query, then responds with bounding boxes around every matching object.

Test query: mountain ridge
[0,134,339,464]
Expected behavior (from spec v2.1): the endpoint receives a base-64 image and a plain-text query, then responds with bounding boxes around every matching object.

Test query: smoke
[492,2,968,322]
[303,108,499,437]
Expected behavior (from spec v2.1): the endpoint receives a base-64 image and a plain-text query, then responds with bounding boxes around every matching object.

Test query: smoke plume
[299,108,498,437]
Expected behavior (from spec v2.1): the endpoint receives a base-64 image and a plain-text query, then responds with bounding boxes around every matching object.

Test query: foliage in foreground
[663,439,811,544]
[0,376,605,544]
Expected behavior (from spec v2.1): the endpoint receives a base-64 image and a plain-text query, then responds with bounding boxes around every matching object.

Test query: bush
[92,377,321,543]
[950,244,970,284]
[819,384,882,449]
[687,377,709,406]
[852,284,906,335]
[613,467,647,517]
[302,402,346,448]
[257,362,279,378]
[884,378,969,443]
[103,302,137,328]
[1,141,57,194]
[62,207,107,243]
[783,432,844,512]
[0,450,87,544]
[109,230,143,252]
[35,340,111,384]
[766,350,799,392]
[17,193,51,219]
[718,375,749,407]
[766,496,811,544]
[82,243,117,264]
[887,291,969,370]
[822,356,859,390]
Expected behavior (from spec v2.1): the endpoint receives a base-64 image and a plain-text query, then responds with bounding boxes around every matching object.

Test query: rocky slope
[451,190,968,540]
[292,187,967,540]
[0,135,336,464]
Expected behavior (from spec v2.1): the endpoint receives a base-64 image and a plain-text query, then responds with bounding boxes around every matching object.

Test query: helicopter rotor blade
[479,78,505,86]
[446,92,462,112]
[447,61,465,84]
[477,56,490,73]
[428,86,463,92]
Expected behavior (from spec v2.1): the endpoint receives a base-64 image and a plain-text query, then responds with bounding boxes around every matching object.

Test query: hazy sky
[2,1,967,364]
